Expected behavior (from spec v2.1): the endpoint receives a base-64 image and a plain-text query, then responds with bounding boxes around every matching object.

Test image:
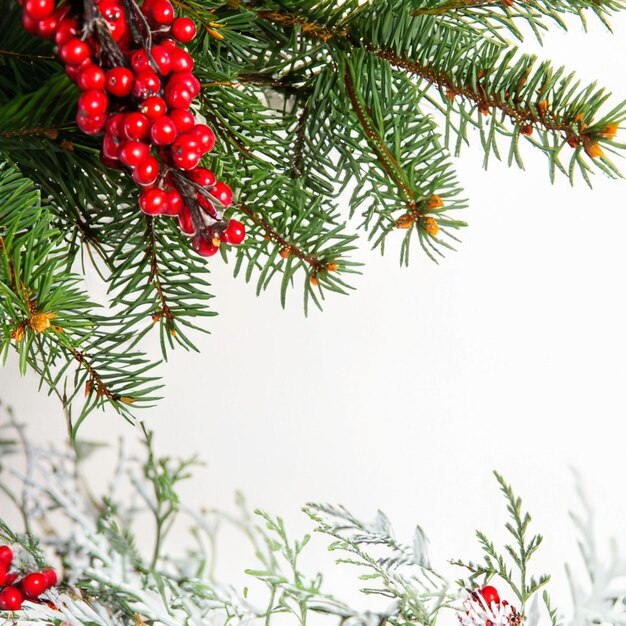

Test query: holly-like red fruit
[222,219,245,245]
[98,0,128,42]
[139,188,168,215]
[105,112,126,137]
[0,586,23,611]
[140,96,167,121]
[78,90,109,117]
[132,69,161,100]
[164,189,184,215]
[189,167,216,188]
[178,207,196,235]
[42,569,58,588]
[210,181,233,207]
[164,82,193,109]
[123,112,151,141]
[479,586,500,606]
[169,47,194,73]
[59,38,91,65]
[21,12,39,33]
[36,12,62,39]
[119,141,150,168]
[192,236,219,257]
[0,563,8,586]
[192,124,215,153]
[54,18,77,45]
[171,17,196,42]
[106,67,134,97]
[0,545,12,566]
[77,65,106,91]
[170,137,201,170]
[150,116,177,145]
[130,48,152,73]
[132,155,160,186]
[197,192,215,215]
[167,71,200,97]
[21,573,48,599]
[23,0,54,20]
[76,111,107,135]
[170,108,195,133]
[149,0,174,25]
[151,45,172,75]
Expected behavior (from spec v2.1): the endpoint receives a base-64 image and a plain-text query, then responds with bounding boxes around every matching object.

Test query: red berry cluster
[18,0,245,257]
[0,545,58,611]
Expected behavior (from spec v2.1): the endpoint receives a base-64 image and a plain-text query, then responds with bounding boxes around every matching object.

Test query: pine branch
[251,2,626,183]
[0,165,161,438]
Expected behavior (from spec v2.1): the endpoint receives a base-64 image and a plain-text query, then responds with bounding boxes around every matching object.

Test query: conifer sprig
[1,0,625,426]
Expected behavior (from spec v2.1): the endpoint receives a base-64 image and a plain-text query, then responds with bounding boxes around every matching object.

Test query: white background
[2,13,626,619]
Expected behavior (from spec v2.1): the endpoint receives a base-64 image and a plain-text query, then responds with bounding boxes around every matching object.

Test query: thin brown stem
[237,203,325,271]
[0,48,55,60]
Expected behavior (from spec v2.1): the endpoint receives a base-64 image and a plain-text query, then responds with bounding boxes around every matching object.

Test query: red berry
[103,132,122,158]
[131,48,152,73]
[21,573,48,599]
[164,82,193,109]
[197,192,215,215]
[168,71,200,96]
[123,112,151,141]
[140,96,167,121]
[170,137,201,170]
[24,0,54,20]
[132,155,160,186]
[65,57,91,82]
[59,38,91,65]
[164,189,184,215]
[210,181,233,207]
[0,563,8,586]
[54,18,77,45]
[132,69,161,99]
[119,141,150,168]
[139,188,168,215]
[78,90,108,117]
[0,586,23,611]
[170,108,195,133]
[106,67,134,97]
[21,11,39,33]
[42,569,58,588]
[189,167,216,188]
[150,116,177,145]
[192,124,215,153]
[76,110,107,135]
[178,207,196,235]
[77,65,106,91]
[0,546,13,566]
[36,12,61,39]
[171,17,196,43]
[98,0,128,41]
[149,0,174,25]
[169,47,194,73]
[106,112,126,137]
[192,236,218,257]
[479,586,500,606]
[222,218,245,245]
[151,45,172,75]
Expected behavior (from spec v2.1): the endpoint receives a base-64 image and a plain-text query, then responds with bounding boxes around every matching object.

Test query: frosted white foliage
[457,594,521,626]
[0,407,625,626]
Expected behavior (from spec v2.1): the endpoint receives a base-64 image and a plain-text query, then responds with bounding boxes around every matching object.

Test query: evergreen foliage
[0,408,557,626]
[1,0,625,427]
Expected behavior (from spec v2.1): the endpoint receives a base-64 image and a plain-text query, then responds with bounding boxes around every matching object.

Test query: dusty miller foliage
[2,0,626,430]
[0,403,624,626]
